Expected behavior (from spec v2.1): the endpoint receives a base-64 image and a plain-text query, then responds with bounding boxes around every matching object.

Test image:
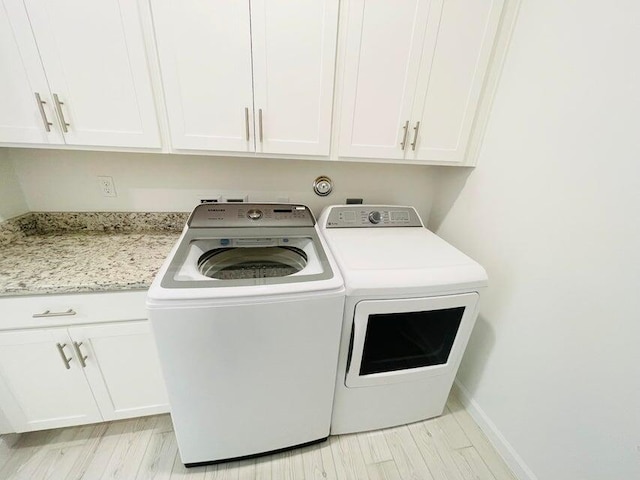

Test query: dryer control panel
[324,206,423,228]
[188,203,316,228]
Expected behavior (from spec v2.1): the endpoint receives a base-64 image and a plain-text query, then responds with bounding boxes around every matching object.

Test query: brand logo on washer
[207,208,226,212]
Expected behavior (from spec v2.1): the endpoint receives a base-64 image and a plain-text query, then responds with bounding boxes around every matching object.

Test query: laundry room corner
[0,149,28,222]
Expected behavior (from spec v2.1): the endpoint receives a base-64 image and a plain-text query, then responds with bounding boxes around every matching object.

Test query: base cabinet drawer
[0,320,169,433]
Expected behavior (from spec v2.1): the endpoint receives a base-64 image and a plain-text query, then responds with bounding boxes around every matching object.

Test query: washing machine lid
[160,226,338,289]
[148,204,345,300]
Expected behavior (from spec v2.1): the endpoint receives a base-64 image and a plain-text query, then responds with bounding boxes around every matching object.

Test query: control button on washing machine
[246,209,263,220]
[368,211,382,224]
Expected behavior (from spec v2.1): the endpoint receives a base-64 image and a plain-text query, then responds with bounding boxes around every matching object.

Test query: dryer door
[346,293,479,388]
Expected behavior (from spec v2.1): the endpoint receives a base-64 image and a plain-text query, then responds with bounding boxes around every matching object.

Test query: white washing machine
[318,205,488,434]
[147,203,344,466]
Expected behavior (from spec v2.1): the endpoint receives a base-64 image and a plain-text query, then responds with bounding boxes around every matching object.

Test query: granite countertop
[0,212,186,297]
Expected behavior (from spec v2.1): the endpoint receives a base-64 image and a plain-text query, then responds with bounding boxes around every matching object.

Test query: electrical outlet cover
[98,176,117,197]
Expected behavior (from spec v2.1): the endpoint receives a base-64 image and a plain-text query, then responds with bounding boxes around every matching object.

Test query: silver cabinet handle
[56,343,72,370]
[400,120,409,150]
[73,341,88,368]
[244,107,250,141]
[258,108,263,142]
[53,93,70,133]
[411,121,421,151]
[34,93,52,132]
[33,308,76,318]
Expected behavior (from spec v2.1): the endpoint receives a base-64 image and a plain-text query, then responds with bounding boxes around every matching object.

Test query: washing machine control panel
[325,206,423,228]
[188,203,316,227]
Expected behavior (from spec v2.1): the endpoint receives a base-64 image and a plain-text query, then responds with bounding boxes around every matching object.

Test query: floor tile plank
[135,420,177,479]
[300,440,337,480]
[253,455,272,480]
[408,421,464,480]
[366,460,403,480]
[357,430,393,465]
[384,426,436,480]
[0,429,60,480]
[206,460,240,480]
[236,458,257,480]
[447,394,517,480]
[329,433,370,480]
[271,449,305,480]
[169,450,206,480]
[435,407,473,450]
[458,447,498,480]
[99,416,159,480]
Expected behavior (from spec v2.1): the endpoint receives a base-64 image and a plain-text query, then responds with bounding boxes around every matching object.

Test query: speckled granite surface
[0,212,185,297]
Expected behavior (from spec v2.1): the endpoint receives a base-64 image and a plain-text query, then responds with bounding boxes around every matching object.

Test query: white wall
[7,149,436,220]
[0,149,28,221]
[430,1,640,479]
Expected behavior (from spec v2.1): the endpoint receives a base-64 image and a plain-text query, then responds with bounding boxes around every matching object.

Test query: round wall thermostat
[313,176,333,197]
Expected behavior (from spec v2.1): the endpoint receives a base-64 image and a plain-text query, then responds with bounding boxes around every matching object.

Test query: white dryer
[318,205,487,434]
[148,203,344,466]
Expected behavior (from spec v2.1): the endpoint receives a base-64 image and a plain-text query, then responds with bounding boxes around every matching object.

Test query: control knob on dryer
[368,211,382,224]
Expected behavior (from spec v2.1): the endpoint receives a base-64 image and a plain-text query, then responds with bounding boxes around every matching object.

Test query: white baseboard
[453,380,538,480]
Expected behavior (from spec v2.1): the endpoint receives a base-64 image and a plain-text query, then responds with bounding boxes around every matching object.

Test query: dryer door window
[359,307,465,375]
[346,293,479,388]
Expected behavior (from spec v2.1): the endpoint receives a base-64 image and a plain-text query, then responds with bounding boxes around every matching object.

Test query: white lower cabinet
[0,294,169,433]
[68,322,169,422]
[0,328,102,432]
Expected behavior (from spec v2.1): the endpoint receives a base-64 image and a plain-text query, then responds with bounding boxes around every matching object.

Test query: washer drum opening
[198,246,308,280]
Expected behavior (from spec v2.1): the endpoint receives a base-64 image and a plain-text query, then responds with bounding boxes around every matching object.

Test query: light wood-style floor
[0,393,516,480]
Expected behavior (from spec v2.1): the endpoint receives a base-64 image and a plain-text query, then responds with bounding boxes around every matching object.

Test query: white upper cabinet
[338,0,434,160]
[408,0,505,162]
[0,1,63,144]
[152,0,338,156]
[3,0,161,148]
[251,0,338,156]
[152,1,254,152]
[339,0,505,164]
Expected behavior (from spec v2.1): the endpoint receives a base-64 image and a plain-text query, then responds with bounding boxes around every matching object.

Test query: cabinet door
[409,0,504,163]
[68,321,169,421]
[0,329,102,432]
[152,0,254,152]
[21,0,160,148]
[0,1,63,144]
[251,0,339,156]
[338,0,434,159]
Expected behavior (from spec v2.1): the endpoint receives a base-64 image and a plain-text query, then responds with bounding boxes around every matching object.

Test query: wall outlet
[98,176,117,197]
